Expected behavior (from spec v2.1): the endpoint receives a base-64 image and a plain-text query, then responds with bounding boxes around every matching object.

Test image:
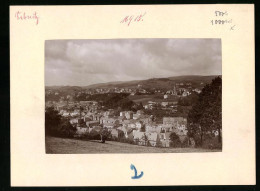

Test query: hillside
[87,75,220,90]
[45,75,221,91]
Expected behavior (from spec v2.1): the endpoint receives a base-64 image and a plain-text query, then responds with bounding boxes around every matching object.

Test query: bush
[191,133,222,149]
[112,137,119,142]
[119,137,127,143]
[156,139,162,148]
[146,140,152,147]
[125,138,134,144]
[202,136,222,149]
[57,120,76,138]
[169,132,182,148]
[180,137,189,148]
[192,134,202,147]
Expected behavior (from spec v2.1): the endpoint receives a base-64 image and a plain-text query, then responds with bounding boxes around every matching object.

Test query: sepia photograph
[45,38,222,154]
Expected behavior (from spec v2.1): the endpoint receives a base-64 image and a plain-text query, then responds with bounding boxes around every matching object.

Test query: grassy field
[128,94,178,105]
[46,136,221,154]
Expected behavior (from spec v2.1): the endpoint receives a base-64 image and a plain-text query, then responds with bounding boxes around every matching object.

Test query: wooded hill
[46,75,221,92]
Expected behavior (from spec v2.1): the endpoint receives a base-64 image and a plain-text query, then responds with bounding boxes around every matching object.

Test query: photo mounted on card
[10,5,255,186]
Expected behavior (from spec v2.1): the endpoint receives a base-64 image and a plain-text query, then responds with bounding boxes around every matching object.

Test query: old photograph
[45,39,222,154]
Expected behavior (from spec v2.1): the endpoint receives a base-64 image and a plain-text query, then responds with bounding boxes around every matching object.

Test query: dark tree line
[178,92,199,106]
[87,93,136,111]
[45,107,76,138]
[187,77,222,146]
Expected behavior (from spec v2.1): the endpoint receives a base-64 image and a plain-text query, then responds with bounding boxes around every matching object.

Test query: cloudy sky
[45,39,221,86]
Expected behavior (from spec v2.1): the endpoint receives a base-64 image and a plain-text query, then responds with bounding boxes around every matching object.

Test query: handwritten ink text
[130,164,144,179]
[15,11,39,25]
[120,12,146,26]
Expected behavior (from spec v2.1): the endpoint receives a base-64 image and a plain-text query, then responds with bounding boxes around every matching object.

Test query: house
[144,104,151,110]
[133,131,146,146]
[133,114,140,120]
[62,112,70,117]
[103,109,114,117]
[193,88,202,94]
[86,120,100,128]
[125,111,133,119]
[160,124,173,133]
[92,114,101,121]
[139,89,147,94]
[182,91,189,97]
[135,121,144,131]
[84,115,92,122]
[117,116,126,123]
[70,110,80,117]
[139,116,152,124]
[70,118,78,125]
[110,129,119,139]
[120,111,126,117]
[145,123,156,132]
[89,126,103,134]
[128,122,136,129]
[122,119,136,125]
[75,126,89,136]
[145,123,162,133]
[103,123,115,129]
[100,117,119,126]
[163,117,188,135]
[163,117,187,125]
[117,126,133,138]
[159,132,171,147]
[146,132,160,147]
[161,102,168,107]
[137,110,144,115]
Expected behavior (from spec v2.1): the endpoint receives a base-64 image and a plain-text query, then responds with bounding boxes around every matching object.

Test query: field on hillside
[128,94,178,105]
[46,136,221,154]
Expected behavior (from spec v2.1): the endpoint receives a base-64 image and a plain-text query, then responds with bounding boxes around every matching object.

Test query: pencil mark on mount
[130,164,144,179]
[211,10,236,31]
[230,25,236,30]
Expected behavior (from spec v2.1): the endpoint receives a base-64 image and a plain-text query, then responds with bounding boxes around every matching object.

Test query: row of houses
[75,125,188,148]
[74,114,188,147]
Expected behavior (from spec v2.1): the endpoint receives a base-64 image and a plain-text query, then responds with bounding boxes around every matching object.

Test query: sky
[45,39,222,86]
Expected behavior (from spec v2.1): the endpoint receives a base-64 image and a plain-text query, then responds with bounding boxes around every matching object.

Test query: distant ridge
[46,75,221,90]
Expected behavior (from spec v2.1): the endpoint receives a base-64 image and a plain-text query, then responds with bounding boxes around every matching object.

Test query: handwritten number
[130,164,144,179]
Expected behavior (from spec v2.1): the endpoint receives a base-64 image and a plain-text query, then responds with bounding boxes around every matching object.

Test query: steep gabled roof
[147,132,158,142]
[133,132,145,140]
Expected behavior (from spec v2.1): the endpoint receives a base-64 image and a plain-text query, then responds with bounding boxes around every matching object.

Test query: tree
[136,102,144,110]
[140,125,146,132]
[100,128,111,143]
[142,134,149,146]
[57,119,76,138]
[156,135,162,148]
[187,77,222,145]
[45,106,77,138]
[169,132,181,147]
[45,106,62,136]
